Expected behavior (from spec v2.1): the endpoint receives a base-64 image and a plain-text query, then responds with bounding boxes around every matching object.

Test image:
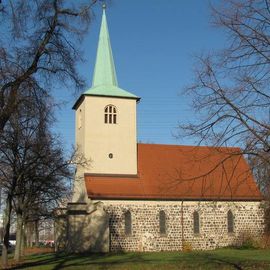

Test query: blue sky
[54,0,226,151]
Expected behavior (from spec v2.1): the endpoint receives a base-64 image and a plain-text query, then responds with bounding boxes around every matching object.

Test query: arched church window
[78,109,82,129]
[227,210,234,233]
[104,105,117,124]
[159,210,166,234]
[124,210,132,235]
[193,211,200,234]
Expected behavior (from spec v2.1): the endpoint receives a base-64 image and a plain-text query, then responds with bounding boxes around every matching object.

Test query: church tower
[72,6,139,201]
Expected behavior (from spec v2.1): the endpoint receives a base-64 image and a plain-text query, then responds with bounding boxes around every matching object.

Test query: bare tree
[180,0,270,189]
[0,88,87,265]
[249,153,270,197]
[0,0,99,132]
[0,93,42,266]
[0,1,100,266]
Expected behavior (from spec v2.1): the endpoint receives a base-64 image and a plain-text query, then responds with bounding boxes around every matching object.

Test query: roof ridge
[137,143,241,151]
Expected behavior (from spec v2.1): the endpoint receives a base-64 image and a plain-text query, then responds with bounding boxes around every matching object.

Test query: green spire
[81,5,139,101]
[92,6,118,87]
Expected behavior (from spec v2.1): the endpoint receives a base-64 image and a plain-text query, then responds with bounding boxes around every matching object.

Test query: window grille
[104,105,117,124]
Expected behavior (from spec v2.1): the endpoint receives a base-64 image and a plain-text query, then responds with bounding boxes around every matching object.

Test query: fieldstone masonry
[55,199,264,252]
[98,200,265,251]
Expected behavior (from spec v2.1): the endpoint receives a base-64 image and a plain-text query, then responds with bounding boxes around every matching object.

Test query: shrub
[236,233,270,249]
[241,236,259,249]
[182,241,193,252]
[258,234,270,249]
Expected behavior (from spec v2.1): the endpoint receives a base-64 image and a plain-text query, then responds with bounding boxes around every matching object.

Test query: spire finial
[102,3,106,10]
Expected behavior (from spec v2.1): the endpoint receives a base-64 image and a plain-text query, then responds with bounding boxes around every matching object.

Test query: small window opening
[78,109,82,129]
[105,105,117,124]
[159,210,166,235]
[125,210,132,235]
[193,211,200,234]
[227,210,234,233]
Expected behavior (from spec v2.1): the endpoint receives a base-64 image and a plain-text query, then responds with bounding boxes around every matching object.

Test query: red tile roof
[85,144,263,200]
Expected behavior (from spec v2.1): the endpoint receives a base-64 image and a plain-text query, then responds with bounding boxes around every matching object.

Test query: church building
[55,6,264,253]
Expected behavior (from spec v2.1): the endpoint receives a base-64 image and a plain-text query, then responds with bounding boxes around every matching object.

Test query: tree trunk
[26,222,33,248]
[1,195,12,269]
[25,223,29,248]
[14,212,23,261]
[34,220,39,247]
[21,224,26,256]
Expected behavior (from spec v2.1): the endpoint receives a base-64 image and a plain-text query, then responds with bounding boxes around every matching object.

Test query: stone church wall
[97,200,265,252]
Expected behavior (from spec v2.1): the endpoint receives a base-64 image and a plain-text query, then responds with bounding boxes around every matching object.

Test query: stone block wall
[96,200,265,252]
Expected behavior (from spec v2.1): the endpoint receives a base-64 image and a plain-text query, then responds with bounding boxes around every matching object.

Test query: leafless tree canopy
[181,0,270,184]
[0,89,69,263]
[0,0,100,265]
[0,0,98,132]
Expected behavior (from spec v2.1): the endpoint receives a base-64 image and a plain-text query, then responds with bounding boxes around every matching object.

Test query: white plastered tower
[72,6,140,202]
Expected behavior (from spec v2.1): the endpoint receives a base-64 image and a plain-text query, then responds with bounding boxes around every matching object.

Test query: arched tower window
[159,210,166,234]
[124,210,132,235]
[104,105,117,124]
[227,210,234,233]
[78,109,82,129]
[193,211,200,234]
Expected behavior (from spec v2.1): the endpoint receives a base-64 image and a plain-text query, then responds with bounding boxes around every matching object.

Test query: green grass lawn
[11,249,270,270]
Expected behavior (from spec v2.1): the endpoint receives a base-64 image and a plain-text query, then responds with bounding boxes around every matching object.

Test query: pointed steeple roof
[92,6,118,87]
[78,5,139,105]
